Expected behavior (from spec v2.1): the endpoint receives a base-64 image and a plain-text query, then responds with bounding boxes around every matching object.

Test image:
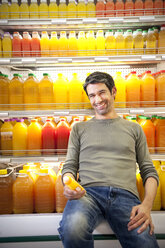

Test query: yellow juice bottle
[68,73,83,109]
[59,0,67,18]
[63,175,86,191]
[158,25,165,54]
[67,0,77,18]
[40,31,50,57]
[105,30,116,55]
[29,0,39,19]
[96,30,105,56]
[124,29,133,55]
[58,31,68,57]
[126,71,140,108]
[9,73,24,110]
[13,119,27,156]
[54,73,68,109]
[24,73,39,110]
[50,31,59,57]
[160,164,165,209]
[78,31,87,56]
[133,29,143,54]
[0,119,13,156]
[39,73,54,109]
[82,74,91,109]
[10,0,20,19]
[113,71,126,108]
[0,36,2,57]
[87,0,96,17]
[86,30,96,56]
[39,0,49,18]
[0,73,9,110]
[20,0,29,18]
[1,0,9,19]
[142,30,148,51]
[115,29,125,55]
[68,30,78,56]
[153,27,159,53]
[2,32,12,58]
[77,0,86,17]
[48,0,58,18]
[146,28,156,54]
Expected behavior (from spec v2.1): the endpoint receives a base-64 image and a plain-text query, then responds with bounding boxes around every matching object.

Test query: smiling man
[58,71,159,248]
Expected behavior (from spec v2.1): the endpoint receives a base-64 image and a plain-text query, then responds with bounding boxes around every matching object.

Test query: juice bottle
[24,73,39,110]
[152,163,161,211]
[34,168,55,213]
[0,73,9,110]
[141,70,155,107]
[55,169,68,213]
[22,31,31,57]
[68,0,77,18]
[126,71,140,108]
[27,119,42,155]
[153,27,159,53]
[12,32,22,57]
[155,116,165,154]
[124,29,133,54]
[58,31,68,57]
[23,117,30,126]
[9,73,24,110]
[160,165,165,209]
[134,0,143,16]
[86,30,96,56]
[82,77,91,109]
[68,73,83,109]
[144,0,153,15]
[142,30,148,50]
[77,0,86,17]
[31,31,41,57]
[115,0,124,17]
[1,0,9,19]
[158,25,165,54]
[124,0,134,16]
[63,175,85,191]
[133,29,143,54]
[41,163,57,182]
[56,117,70,154]
[58,0,67,18]
[39,0,49,18]
[68,31,78,56]
[20,0,29,19]
[105,0,115,16]
[13,119,27,156]
[96,0,105,17]
[2,32,12,58]
[96,30,105,56]
[0,36,2,57]
[13,170,34,214]
[10,0,20,19]
[0,169,13,214]
[139,116,155,154]
[77,31,87,56]
[48,0,58,18]
[29,0,39,18]
[35,117,44,126]
[154,0,163,15]
[105,30,116,55]
[113,71,126,108]
[42,119,56,155]
[86,0,96,17]
[54,73,68,109]
[146,28,156,54]
[40,31,50,57]
[115,29,125,55]
[156,70,165,107]
[0,119,13,155]
[39,73,54,109]
[49,31,59,57]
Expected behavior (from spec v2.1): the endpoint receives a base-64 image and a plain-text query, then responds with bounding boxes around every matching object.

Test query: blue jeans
[58,186,159,248]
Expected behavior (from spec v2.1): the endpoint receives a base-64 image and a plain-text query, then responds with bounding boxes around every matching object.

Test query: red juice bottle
[12,32,22,57]
[31,31,41,57]
[22,32,31,57]
[42,119,56,155]
[56,117,70,155]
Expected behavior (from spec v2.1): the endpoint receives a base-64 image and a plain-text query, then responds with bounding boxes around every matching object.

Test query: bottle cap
[0,169,7,175]
[43,73,49,76]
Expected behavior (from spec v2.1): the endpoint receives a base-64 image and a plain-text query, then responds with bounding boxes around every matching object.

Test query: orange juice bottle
[124,29,133,54]
[115,29,125,55]
[96,30,105,56]
[144,0,153,15]
[13,170,34,214]
[96,0,105,17]
[0,73,9,110]
[0,119,13,155]
[63,175,85,191]
[1,0,9,19]
[20,0,29,19]
[68,0,77,18]
[146,28,156,54]
[39,0,49,18]
[24,73,39,110]
[124,0,134,16]
[86,0,96,17]
[58,31,68,57]
[134,0,144,16]
[41,163,57,182]
[29,0,39,18]
[105,30,116,55]
[54,73,68,109]
[113,71,126,108]
[126,71,140,108]
[115,0,124,16]
[154,0,163,15]
[49,0,58,18]
[50,31,59,57]
[0,169,13,214]
[34,168,55,213]
[133,29,143,54]
[12,32,22,57]
[155,117,165,154]
[158,25,165,54]
[105,0,115,16]
[13,119,27,156]
[68,31,78,56]
[2,32,12,58]
[27,119,42,155]
[156,70,165,107]
[77,0,86,17]
[40,31,50,57]
[10,0,20,19]
[160,164,165,209]
[31,31,41,57]
[22,31,31,57]
[77,31,87,56]
[39,73,54,109]
[68,73,83,109]
[86,30,96,56]
[58,0,67,18]
[9,73,24,110]
[141,70,155,107]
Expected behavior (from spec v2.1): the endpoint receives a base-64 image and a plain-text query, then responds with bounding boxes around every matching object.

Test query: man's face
[86,83,116,117]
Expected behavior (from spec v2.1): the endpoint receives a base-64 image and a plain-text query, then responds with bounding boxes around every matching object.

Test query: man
[58,71,159,248]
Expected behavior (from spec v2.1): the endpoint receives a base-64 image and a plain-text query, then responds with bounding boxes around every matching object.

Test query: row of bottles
[0,0,164,19]
[1,26,165,58]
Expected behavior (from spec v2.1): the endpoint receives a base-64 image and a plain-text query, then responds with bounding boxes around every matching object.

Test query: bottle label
[1,132,13,141]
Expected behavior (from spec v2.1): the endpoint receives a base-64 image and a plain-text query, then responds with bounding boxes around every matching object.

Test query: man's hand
[127,203,154,235]
[63,185,86,200]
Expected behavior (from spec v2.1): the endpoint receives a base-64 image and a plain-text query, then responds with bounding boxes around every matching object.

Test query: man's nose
[95,94,102,103]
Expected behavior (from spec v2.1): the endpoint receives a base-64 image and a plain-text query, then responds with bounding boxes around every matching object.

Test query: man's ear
[112,86,117,99]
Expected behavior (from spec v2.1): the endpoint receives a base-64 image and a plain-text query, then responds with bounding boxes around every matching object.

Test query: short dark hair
[83,71,115,96]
